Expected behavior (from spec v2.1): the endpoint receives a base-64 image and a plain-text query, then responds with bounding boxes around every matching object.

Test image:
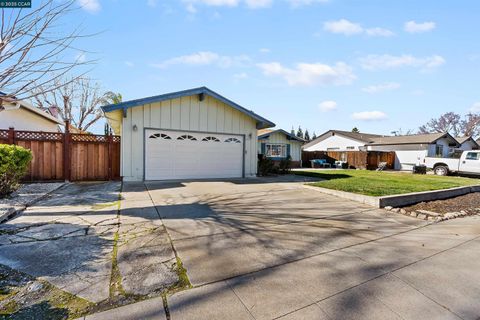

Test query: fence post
[107,134,113,180]
[63,120,71,182]
[8,127,14,145]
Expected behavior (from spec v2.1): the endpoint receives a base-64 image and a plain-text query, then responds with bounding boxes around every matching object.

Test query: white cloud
[234,72,248,79]
[323,19,394,37]
[319,100,337,112]
[288,0,329,7]
[359,54,445,71]
[124,61,134,67]
[323,19,363,36]
[362,82,400,94]
[259,48,271,53]
[75,52,86,63]
[352,111,388,121]
[404,21,436,33]
[78,0,101,13]
[257,61,355,86]
[365,27,395,37]
[151,51,250,69]
[245,0,273,8]
[470,102,480,113]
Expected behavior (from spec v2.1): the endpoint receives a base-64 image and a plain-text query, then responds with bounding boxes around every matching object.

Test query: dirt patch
[402,192,480,214]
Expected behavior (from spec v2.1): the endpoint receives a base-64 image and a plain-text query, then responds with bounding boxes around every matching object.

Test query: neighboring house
[303,129,460,171]
[302,130,384,152]
[367,133,459,170]
[257,129,305,167]
[0,95,63,132]
[101,87,275,181]
[455,136,479,151]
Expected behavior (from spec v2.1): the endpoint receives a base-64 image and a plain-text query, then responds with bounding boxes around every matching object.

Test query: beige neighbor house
[257,129,305,168]
[0,94,63,132]
[101,87,275,181]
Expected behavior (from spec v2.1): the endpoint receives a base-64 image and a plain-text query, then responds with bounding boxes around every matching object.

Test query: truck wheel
[434,166,448,176]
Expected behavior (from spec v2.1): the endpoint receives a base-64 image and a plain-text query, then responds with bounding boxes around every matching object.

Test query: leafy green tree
[312,132,317,140]
[352,127,360,133]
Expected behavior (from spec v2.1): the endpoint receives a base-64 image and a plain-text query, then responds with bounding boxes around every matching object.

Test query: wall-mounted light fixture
[133,124,138,132]
[248,133,252,139]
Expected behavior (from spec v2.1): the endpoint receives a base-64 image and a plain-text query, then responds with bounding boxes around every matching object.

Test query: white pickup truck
[424,150,480,176]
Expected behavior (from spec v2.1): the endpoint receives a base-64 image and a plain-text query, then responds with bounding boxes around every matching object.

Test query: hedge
[0,144,32,196]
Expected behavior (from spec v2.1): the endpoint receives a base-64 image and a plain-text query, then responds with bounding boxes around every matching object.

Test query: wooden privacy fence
[302,151,395,170]
[0,125,121,182]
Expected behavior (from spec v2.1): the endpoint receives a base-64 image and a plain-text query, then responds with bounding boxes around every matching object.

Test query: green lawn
[294,170,479,197]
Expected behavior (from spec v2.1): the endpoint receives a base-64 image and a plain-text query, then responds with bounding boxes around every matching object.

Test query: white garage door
[145,129,244,180]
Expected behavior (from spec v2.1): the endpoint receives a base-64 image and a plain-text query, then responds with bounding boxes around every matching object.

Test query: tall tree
[462,113,480,137]
[312,132,317,140]
[103,92,123,105]
[304,129,310,141]
[391,128,414,136]
[291,126,295,136]
[351,127,360,133]
[296,126,304,139]
[0,0,92,101]
[32,77,111,132]
[418,112,462,136]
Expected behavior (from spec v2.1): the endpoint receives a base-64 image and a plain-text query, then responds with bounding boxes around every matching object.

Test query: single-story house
[303,130,460,171]
[0,94,63,132]
[367,133,460,170]
[257,129,305,167]
[455,136,479,151]
[302,130,384,152]
[101,87,275,181]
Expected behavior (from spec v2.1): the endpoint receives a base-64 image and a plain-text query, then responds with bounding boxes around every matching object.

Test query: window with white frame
[266,144,287,158]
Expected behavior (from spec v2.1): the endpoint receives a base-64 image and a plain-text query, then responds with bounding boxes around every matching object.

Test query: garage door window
[266,144,286,158]
[149,133,171,140]
[177,135,197,141]
[225,137,241,143]
[202,136,220,142]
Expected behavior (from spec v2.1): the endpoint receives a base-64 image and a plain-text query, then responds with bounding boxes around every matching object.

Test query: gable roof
[101,86,275,129]
[258,128,305,142]
[0,94,64,125]
[368,132,458,146]
[456,136,480,148]
[302,129,384,149]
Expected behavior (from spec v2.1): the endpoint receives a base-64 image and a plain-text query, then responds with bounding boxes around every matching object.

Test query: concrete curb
[0,183,67,223]
[303,184,480,208]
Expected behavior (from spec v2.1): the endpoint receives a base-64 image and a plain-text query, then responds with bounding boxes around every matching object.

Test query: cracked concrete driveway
[86,176,480,320]
[0,181,178,313]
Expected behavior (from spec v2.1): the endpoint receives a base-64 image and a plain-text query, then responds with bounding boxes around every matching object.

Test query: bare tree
[418,112,463,136]
[33,77,109,132]
[391,128,414,136]
[0,0,92,102]
[461,113,480,137]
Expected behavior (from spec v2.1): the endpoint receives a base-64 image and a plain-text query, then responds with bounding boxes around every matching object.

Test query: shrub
[0,144,32,196]
[258,154,275,176]
[278,155,292,174]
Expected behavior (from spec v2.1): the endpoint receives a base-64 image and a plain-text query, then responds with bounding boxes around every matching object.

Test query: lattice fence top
[15,130,63,141]
[71,134,121,143]
[0,130,8,140]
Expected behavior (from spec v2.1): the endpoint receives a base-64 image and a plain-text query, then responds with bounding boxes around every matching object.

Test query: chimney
[48,105,59,118]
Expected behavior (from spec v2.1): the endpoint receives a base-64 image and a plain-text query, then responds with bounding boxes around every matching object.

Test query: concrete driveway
[86,176,480,320]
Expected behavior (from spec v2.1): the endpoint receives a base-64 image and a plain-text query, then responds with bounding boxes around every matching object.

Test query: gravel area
[0,183,65,222]
[402,192,480,215]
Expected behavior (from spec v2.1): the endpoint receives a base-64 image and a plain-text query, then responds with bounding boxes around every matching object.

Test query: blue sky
[72,0,480,135]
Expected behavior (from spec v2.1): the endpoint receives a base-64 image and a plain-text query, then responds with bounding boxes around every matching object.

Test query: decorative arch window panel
[266,144,287,158]
[178,135,197,141]
[149,133,172,140]
[225,137,241,144]
[202,136,220,142]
